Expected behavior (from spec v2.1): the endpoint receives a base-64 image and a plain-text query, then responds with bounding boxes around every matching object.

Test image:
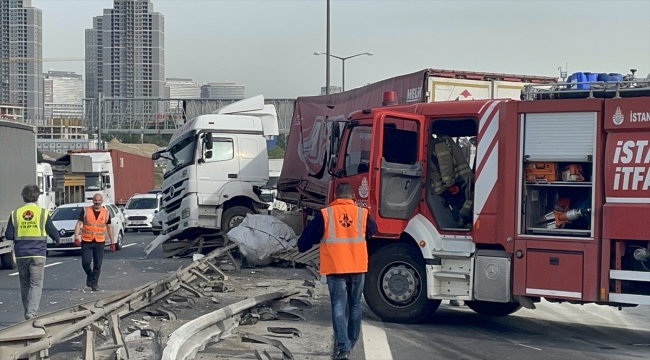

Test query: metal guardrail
[0,244,238,360]
[162,287,299,360]
[521,79,650,100]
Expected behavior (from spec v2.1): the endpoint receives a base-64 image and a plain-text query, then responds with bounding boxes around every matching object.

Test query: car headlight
[181,207,190,219]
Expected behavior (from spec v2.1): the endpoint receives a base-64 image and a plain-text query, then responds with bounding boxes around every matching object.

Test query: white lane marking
[362,321,393,360]
[121,243,136,248]
[511,341,542,351]
[9,261,63,276]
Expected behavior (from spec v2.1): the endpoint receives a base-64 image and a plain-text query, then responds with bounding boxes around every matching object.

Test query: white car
[46,202,125,252]
[123,193,162,232]
[152,209,164,236]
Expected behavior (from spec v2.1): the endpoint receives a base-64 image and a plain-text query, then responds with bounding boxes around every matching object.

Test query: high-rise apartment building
[201,82,245,100]
[85,0,165,99]
[0,0,44,124]
[44,70,84,121]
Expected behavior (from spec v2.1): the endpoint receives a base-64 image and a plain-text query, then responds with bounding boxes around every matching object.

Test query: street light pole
[314,52,373,92]
[326,0,330,95]
[342,58,345,92]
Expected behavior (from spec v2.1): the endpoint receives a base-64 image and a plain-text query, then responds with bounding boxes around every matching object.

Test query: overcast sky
[36,0,650,98]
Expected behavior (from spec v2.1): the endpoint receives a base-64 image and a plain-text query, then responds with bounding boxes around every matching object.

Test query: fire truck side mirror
[327,154,338,177]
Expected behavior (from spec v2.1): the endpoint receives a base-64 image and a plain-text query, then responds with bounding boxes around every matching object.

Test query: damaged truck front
[147,95,280,257]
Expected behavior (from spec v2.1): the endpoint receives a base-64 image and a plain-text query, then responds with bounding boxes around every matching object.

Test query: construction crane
[0,57,86,63]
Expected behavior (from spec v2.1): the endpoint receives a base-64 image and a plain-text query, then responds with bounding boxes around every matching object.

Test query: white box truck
[0,120,37,269]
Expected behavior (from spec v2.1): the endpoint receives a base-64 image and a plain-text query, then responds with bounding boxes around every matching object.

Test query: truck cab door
[330,121,373,209]
[370,112,425,235]
[197,134,239,201]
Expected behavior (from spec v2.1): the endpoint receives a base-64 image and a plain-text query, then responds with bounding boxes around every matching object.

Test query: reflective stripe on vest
[81,206,107,242]
[319,200,368,275]
[11,204,47,241]
[324,206,365,244]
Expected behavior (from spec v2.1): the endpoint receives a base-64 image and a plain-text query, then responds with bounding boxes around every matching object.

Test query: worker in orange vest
[297,182,377,360]
[73,193,116,291]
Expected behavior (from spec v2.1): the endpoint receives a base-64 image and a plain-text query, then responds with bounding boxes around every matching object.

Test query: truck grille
[164,198,182,213]
[128,216,148,221]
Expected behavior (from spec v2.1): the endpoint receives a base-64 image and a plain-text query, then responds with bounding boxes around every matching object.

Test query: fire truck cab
[326,79,650,323]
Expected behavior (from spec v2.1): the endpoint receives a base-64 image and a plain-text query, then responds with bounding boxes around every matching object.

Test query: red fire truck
[280,71,650,323]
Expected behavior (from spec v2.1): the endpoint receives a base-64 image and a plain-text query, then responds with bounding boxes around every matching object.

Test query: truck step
[433,271,470,280]
[431,251,472,259]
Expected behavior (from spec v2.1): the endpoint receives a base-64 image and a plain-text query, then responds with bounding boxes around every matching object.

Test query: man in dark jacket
[4,184,60,320]
[297,183,378,360]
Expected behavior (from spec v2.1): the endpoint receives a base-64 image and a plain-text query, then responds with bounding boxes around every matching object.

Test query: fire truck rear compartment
[514,103,650,305]
[515,111,597,302]
[519,112,596,238]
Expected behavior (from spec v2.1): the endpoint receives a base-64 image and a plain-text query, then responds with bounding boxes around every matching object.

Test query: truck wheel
[153,230,160,236]
[465,301,521,317]
[221,206,253,233]
[0,250,17,270]
[364,243,440,324]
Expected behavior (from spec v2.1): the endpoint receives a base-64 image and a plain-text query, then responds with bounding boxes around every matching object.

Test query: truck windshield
[85,174,103,191]
[167,136,196,173]
[126,198,158,210]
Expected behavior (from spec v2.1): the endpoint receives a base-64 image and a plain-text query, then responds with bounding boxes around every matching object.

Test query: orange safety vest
[319,199,369,275]
[81,206,108,242]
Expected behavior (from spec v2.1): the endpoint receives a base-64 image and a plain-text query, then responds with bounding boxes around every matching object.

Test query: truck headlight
[181,207,190,219]
[260,193,274,203]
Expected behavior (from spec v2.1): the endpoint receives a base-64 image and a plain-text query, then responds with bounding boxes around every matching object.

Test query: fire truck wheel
[364,243,441,324]
[465,301,521,317]
[0,250,17,270]
[221,206,253,232]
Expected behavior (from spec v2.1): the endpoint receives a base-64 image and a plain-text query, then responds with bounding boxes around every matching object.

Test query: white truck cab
[151,95,279,251]
[81,152,115,204]
[37,163,56,213]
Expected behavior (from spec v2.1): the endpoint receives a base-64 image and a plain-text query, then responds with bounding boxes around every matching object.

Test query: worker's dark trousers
[81,241,105,286]
[327,273,365,353]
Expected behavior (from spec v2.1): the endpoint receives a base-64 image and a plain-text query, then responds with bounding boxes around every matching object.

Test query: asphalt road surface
[2,232,649,360]
[350,301,650,360]
[0,231,192,328]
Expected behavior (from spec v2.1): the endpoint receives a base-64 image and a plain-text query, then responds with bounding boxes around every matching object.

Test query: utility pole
[326,0,330,95]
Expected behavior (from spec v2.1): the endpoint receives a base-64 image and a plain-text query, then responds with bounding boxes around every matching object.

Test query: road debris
[267,327,302,338]
[289,298,313,309]
[276,310,305,322]
[241,332,294,360]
